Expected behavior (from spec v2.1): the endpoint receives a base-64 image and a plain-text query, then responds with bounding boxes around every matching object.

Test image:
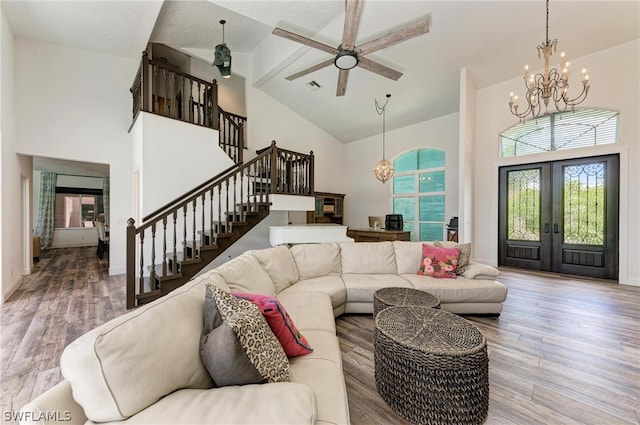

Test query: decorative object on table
[271,1,429,96]
[375,306,489,425]
[373,94,394,183]
[508,0,590,121]
[373,287,440,318]
[446,216,459,242]
[385,214,403,231]
[213,20,232,78]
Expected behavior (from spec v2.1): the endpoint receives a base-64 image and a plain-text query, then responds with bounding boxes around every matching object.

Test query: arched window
[392,149,446,241]
[500,109,618,157]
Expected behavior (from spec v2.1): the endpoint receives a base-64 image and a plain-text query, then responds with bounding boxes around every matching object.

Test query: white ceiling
[3,0,639,144]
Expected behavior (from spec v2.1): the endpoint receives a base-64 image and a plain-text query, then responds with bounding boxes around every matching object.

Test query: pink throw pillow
[417,243,459,278]
[231,292,313,357]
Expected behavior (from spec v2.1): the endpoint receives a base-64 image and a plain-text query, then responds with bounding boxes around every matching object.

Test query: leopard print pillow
[201,284,290,387]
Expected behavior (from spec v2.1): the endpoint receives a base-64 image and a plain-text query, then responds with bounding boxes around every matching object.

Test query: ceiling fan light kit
[272,0,429,96]
[334,50,359,70]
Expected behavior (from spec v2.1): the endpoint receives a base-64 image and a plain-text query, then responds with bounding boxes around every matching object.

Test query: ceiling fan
[272,0,429,96]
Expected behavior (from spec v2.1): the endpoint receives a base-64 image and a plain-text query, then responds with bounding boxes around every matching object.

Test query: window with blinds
[500,109,619,158]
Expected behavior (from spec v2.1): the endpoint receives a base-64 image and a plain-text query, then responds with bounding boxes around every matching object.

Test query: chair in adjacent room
[96,221,109,259]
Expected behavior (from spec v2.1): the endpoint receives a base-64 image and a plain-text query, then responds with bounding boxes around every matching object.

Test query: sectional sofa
[20,241,507,425]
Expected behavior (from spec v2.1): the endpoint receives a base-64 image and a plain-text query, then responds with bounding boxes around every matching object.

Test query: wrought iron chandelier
[373,94,394,183]
[213,20,232,78]
[508,0,590,121]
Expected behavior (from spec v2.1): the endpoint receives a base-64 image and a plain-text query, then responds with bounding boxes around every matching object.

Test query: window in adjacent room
[392,148,446,241]
[54,188,104,228]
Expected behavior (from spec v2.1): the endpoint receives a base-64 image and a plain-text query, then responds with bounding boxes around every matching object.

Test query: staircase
[125,142,314,308]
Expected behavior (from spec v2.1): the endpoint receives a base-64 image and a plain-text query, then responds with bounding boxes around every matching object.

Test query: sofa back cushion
[216,253,276,296]
[59,274,227,422]
[290,243,341,280]
[250,246,299,293]
[340,242,397,274]
[393,241,428,274]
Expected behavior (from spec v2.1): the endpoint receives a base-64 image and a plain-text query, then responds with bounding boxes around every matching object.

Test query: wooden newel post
[211,79,220,130]
[126,218,136,309]
[141,52,150,113]
[309,150,315,195]
[270,141,278,194]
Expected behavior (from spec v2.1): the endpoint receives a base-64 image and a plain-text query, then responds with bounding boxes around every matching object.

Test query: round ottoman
[374,306,489,425]
[373,287,440,317]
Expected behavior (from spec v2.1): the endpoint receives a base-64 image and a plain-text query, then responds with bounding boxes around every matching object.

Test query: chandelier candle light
[373,94,394,183]
[508,0,590,121]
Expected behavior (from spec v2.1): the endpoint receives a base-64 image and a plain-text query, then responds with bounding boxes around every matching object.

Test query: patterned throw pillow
[417,243,459,278]
[434,241,472,275]
[232,292,313,357]
[200,284,290,387]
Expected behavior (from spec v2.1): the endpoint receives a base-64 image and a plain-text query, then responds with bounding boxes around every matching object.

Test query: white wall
[473,39,640,285]
[1,9,34,303]
[14,39,138,275]
[458,68,476,244]
[245,86,346,193]
[132,112,234,218]
[343,113,460,231]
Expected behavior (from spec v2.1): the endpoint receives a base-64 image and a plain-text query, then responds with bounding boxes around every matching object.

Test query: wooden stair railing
[126,141,314,309]
[130,51,247,164]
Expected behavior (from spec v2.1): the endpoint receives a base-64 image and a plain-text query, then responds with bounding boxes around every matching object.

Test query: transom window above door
[500,109,619,158]
[392,149,446,241]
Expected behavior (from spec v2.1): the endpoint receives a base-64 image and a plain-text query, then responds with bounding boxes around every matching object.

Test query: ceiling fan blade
[272,27,339,55]
[357,57,402,81]
[357,18,429,55]
[341,0,363,51]
[336,69,349,96]
[285,58,335,81]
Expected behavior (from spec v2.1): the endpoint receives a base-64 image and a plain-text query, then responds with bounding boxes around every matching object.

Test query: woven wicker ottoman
[373,287,440,317]
[374,306,489,425]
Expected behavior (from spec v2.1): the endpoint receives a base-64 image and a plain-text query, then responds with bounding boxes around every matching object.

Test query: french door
[498,155,619,280]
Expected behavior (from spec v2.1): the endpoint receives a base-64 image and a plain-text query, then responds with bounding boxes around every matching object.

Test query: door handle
[554,223,559,233]
[544,223,550,233]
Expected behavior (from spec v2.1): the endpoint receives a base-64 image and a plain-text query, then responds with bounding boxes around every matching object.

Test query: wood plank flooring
[1,247,639,424]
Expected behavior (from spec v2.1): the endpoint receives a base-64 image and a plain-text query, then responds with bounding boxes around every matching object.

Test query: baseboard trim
[2,276,23,304]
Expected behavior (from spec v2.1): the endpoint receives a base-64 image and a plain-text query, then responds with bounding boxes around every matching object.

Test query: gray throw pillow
[434,241,472,275]
[200,284,290,387]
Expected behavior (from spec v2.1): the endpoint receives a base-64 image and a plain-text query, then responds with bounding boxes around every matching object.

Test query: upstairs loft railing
[126,141,314,308]
[130,51,246,163]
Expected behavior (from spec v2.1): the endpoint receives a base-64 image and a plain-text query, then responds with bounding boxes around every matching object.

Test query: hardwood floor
[1,247,639,424]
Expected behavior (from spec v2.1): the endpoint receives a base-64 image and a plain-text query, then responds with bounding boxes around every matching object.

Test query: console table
[346,228,410,242]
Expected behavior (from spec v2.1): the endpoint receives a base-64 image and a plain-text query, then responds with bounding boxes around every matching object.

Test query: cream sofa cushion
[342,274,413,303]
[216,253,276,296]
[60,276,219,422]
[393,241,427,274]
[401,274,508,304]
[289,330,350,425]
[280,275,347,315]
[250,246,299,293]
[290,243,341,280]
[277,290,337,334]
[340,241,397,274]
[89,384,317,425]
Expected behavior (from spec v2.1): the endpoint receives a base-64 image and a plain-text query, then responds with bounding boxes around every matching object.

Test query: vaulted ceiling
[3,1,639,143]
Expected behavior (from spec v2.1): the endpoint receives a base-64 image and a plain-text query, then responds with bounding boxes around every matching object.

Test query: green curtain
[35,172,57,249]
